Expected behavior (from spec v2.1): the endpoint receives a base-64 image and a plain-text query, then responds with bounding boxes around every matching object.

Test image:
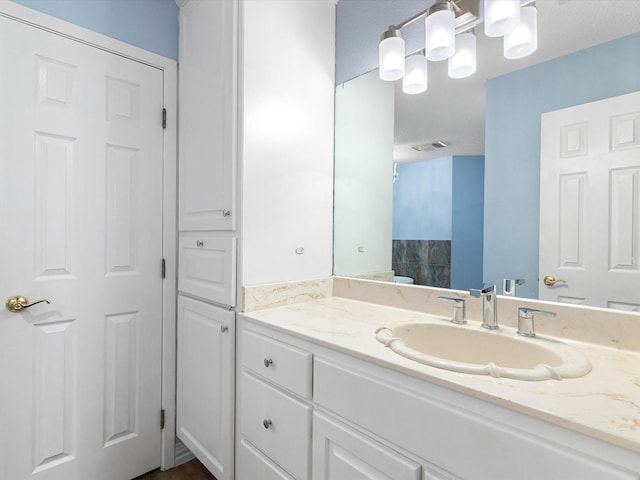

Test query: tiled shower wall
[392,240,451,288]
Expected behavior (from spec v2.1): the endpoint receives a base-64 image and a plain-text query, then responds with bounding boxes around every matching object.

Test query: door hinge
[161,258,166,279]
[160,409,165,429]
[162,108,167,129]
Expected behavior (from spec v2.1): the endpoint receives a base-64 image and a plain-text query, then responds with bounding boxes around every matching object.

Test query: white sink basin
[375,321,591,381]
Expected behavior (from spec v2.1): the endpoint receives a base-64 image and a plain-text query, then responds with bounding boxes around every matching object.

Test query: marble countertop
[240,295,640,455]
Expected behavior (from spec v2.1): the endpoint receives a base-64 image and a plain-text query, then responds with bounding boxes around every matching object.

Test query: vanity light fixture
[379,26,405,81]
[425,1,456,61]
[448,31,477,78]
[484,0,520,37]
[403,53,429,94]
[504,5,538,59]
[378,0,537,92]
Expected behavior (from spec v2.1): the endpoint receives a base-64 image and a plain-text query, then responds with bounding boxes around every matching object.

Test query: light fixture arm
[385,0,458,33]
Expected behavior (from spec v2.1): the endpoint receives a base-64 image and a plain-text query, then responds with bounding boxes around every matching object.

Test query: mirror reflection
[333,0,640,311]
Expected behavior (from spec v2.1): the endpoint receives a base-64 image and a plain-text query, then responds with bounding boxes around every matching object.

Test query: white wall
[333,70,394,276]
[241,0,336,285]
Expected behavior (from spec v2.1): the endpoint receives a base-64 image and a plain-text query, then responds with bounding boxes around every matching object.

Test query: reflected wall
[484,32,640,299]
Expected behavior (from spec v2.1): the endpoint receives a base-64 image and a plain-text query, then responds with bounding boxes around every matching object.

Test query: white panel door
[540,91,640,310]
[0,15,164,480]
[176,295,235,480]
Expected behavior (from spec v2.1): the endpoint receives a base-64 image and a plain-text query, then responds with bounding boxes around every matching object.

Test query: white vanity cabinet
[236,327,313,480]
[238,316,640,480]
[176,296,235,480]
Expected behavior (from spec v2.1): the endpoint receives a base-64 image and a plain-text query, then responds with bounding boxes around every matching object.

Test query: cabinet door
[313,412,421,480]
[178,0,237,231]
[176,296,235,480]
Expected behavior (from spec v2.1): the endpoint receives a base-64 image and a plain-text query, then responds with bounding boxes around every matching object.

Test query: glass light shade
[402,55,428,94]
[448,33,477,78]
[504,6,538,59]
[484,0,520,37]
[379,36,405,81]
[425,8,455,61]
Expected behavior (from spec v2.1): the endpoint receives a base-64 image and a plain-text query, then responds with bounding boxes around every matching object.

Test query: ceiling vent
[411,140,448,152]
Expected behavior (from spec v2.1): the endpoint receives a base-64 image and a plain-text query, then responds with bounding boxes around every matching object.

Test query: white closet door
[540,91,640,310]
[0,15,164,480]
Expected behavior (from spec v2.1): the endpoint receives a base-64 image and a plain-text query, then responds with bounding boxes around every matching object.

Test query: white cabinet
[236,327,313,480]
[177,0,238,475]
[313,412,422,480]
[314,357,639,480]
[178,233,236,307]
[238,317,640,480]
[178,0,237,232]
[240,372,312,480]
[237,439,296,480]
[176,296,235,480]
[241,328,312,398]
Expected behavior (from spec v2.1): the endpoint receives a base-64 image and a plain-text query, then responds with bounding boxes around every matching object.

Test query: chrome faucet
[469,285,498,330]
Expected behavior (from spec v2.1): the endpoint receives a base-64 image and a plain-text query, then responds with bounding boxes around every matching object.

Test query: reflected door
[539,91,640,310]
[0,15,164,480]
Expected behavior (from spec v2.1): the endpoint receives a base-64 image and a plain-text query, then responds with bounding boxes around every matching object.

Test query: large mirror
[333,0,640,311]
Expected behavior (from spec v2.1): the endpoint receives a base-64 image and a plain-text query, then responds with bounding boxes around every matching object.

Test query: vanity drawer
[237,438,296,480]
[240,329,312,399]
[178,233,236,307]
[240,371,312,480]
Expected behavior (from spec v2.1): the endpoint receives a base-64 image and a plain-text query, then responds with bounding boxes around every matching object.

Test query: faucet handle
[517,307,556,337]
[438,296,466,324]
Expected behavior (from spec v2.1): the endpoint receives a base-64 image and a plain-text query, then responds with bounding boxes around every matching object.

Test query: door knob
[543,275,566,287]
[6,295,51,312]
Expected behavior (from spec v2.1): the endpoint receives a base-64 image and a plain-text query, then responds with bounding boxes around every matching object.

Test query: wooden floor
[135,459,216,480]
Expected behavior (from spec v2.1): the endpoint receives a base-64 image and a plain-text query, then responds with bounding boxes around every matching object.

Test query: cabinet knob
[196,240,204,248]
[220,325,228,333]
[222,209,231,218]
[263,358,273,368]
[263,419,272,429]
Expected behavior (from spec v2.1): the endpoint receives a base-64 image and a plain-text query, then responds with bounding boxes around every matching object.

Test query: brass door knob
[543,275,566,287]
[6,295,51,312]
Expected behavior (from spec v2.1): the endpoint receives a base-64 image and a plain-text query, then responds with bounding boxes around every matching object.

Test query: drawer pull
[263,418,272,429]
[263,358,273,368]
[220,325,228,333]
[196,240,204,248]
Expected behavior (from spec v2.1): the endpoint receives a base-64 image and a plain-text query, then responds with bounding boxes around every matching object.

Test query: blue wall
[392,155,484,290]
[451,155,484,291]
[11,0,178,60]
[484,32,640,299]
[393,156,452,240]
